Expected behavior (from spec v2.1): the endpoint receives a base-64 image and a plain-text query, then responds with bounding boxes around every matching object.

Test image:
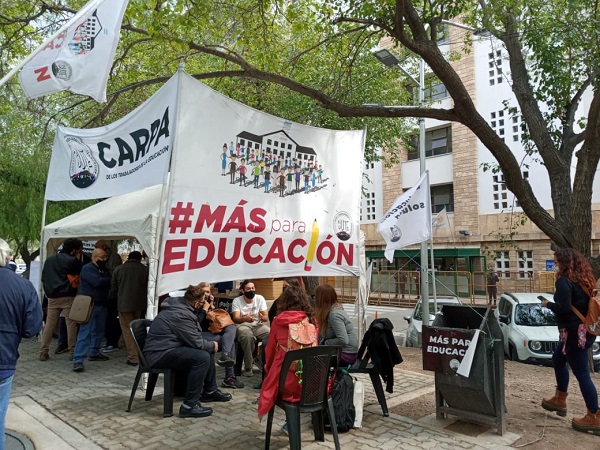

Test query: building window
[492,174,509,210]
[430,184,454,213]
[518,251,533,279]
[495,251,510,278]
[490,110,505,143]
[408,126,452,160]
[488,49,503,86]
[424,82,448,101]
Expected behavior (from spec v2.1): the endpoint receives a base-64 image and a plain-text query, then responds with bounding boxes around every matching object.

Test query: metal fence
[330,269,557,307]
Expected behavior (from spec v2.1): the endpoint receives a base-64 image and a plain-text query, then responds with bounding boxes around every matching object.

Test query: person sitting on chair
[315,284,358,367]
[257,286,317,427]
[143,285,232,418]
[193,282,245,389]
[231,280,270,377]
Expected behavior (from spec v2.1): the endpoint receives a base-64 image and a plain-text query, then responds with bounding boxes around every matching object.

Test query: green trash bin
[422,305,506,435]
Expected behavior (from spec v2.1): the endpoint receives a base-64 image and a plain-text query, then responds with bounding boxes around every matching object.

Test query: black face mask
[244,291,256,299]
[96,260,107,269]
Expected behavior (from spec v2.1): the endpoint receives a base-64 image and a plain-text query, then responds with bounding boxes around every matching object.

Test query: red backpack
[571,289,600,336]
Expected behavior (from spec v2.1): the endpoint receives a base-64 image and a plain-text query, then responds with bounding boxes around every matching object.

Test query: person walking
[540,248,599,434]
[0,239,43,449]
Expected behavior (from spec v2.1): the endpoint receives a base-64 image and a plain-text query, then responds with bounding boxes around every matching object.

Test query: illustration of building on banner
[221,129,327,198]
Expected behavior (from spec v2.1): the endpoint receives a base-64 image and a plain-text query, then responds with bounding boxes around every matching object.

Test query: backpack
[571,290,600,336]
[278,317,317,372]
[487,272,498,285]
[324,369,355,432]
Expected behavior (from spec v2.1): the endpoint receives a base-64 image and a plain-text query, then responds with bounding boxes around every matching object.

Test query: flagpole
[418,57,430,326]
[0,0,105,89]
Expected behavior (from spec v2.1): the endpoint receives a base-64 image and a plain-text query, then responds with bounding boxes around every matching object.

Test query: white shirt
[231,294,267,325]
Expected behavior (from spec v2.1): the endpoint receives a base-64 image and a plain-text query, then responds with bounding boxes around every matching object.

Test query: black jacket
[357,318,403,393]
[41,251,82,298]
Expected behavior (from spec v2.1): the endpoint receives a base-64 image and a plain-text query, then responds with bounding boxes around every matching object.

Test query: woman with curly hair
[540,247,599,434]
[257,286,316,428]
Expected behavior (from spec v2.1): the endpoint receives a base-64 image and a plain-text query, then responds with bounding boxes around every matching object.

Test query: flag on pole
[377,171,432,263]
[18,0,129,102]
[432,206,450,231]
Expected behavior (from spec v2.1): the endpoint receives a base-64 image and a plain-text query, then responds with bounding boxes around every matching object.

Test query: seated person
[143,285,232,418]
[193,282,244,389]
[257,286,317,423]
[231,280,270,377]
[268,277,304,324]
[315,284,358,367]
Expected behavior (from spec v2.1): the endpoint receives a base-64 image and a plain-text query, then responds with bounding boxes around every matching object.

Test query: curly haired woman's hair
[184,283,208,302]
[554,248,598,297]
[276,286,315,324]
[315,284,339,337]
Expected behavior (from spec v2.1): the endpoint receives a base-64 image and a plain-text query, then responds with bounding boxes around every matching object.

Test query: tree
[2,1,599,271]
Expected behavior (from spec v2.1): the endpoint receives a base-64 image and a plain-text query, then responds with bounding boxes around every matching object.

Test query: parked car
[403,296,462,347]
[495,292,600,369]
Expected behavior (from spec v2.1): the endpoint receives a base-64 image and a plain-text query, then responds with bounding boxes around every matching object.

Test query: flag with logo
[18,0,129,102]
[377,171,432,262]
[432,206,450,232]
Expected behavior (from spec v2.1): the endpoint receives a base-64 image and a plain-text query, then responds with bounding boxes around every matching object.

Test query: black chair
[126,319,175,417]
[264,345,341,450]
[234,338,261,376]
[348,335,389,417]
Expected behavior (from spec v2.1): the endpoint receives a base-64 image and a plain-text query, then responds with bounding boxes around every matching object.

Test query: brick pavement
[6,338,518,449]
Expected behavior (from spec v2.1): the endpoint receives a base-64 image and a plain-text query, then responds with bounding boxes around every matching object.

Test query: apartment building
[361,27,599,291]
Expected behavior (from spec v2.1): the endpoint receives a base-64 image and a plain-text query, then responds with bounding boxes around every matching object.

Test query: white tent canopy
[41,184,165,316]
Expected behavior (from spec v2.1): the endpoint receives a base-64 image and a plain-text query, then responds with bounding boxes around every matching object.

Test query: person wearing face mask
[72,248,112,372]
[231,280,270,377]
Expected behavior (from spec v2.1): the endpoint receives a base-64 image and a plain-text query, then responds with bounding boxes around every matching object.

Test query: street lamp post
[373,49,430,326]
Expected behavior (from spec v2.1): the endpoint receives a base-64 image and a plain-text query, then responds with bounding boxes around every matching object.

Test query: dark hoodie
[143,296,215,367]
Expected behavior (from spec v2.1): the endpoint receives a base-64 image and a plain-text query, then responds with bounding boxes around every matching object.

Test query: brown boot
[541,389,568,416]
[572,409,600,435]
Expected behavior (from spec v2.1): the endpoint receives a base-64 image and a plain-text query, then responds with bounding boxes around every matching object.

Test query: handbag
[206,308,234,334]
[69,294,94,323]
[352,377,365,428]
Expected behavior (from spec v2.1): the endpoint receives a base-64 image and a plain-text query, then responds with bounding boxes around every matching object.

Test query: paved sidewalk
[6,338,518,449]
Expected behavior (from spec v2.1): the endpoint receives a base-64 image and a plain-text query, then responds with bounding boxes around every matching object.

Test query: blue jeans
[203,325,236,378]
[0,374,14,450]
[552,333,599,413]
[74,305,107,364]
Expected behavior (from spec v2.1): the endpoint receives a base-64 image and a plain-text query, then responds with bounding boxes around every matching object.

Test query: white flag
[377,171,432,263]
[18,0,128,102]
[432,206,450,231]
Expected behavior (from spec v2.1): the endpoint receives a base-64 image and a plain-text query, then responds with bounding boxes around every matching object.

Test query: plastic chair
[348,334,389,417]
[264,345,341,450]
[126,319,175,417]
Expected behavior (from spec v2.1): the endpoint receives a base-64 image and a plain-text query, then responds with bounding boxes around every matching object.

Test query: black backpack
[324,369,355,432]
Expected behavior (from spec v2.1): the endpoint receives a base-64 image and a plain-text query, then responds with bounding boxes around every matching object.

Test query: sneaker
[178,403,213,418]
[101,345,118,353]
[216,354,235,368]
[243,369,253,377]
[73,363,85,372]
[89,353,110,361]
[201,389,232,403]
[54,345,68,354]
[126,360,138,366]
[39,353,49,361]
[222,377,245,389]
[282,422,289,435]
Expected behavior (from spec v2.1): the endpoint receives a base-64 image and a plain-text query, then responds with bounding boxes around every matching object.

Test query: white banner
[18,0,128,102]
[44,74,178,200]
[432,206,450,231]
[157,74,364,294]
[377,171,432,263]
